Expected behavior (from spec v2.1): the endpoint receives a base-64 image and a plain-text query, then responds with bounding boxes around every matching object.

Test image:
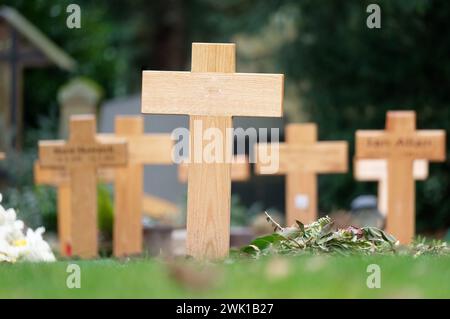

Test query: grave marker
[38,115,127,258]
[141,42,284,259]
[255,123,348,226]
[354,159,428,216]
[34,162,114,256]
[98,116,173,257]
[355,111,446,243]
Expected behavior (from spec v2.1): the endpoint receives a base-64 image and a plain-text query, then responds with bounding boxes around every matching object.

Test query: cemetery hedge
[2,0,449,235]
[0,255,449,298]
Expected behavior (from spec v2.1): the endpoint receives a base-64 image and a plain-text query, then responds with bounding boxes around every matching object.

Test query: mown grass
[0,255,449,298]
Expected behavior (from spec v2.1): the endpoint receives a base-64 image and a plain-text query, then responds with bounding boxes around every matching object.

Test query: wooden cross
[38,115,127,258]
[34,162,114,257]
[255,123,348,226]
[178,155,250,183]
[141,42,284,259]
[355,111,446,243]
[354,159,428,216]
[98,115,173,257]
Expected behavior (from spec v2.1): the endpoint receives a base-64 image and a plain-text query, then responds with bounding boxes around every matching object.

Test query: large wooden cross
[355,111,446,243]
[34,162,114,256]
[255,123,348,226]
[98,115,173,257]
[354,159,428,216]
[178,155,250,183]
[141,42,284,259]
[38,115,127,258]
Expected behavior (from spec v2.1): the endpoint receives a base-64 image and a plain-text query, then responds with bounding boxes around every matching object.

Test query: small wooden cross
[98,115,173,257]
[354,159,428,216]
[38,115,127,258]
[34,162,114,257]
[355,111,446,243]
[178,155,250,183]
[141,42,284,259]
[255,123,348,226]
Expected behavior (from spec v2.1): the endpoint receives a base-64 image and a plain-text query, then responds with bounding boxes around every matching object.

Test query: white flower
[0,194,55,263]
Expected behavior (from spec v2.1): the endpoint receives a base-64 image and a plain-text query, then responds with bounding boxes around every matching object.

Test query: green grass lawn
[0,255,449,298]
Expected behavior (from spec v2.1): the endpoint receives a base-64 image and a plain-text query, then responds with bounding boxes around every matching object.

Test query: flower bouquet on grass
[0,194,55,263]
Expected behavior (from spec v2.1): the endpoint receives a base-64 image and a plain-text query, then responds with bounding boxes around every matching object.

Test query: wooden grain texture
[354,159,429,216]
[187,114,232,259]
[38,115,128,258]
[178,155,250,183]
[355,111,446,244]
[142,71,283,117]
[185,43,235,260]
[141,42,284,259]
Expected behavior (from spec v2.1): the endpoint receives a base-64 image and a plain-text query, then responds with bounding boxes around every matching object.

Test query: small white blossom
[0,194,55,263]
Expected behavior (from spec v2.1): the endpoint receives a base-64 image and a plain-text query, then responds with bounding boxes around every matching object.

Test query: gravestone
[255,123,348,226]
[355,111,446,243]
[58,77,102,138]
[39,115,127,258]
[141,42,284,259]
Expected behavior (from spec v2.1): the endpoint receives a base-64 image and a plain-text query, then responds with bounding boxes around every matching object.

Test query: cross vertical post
[285,123,318,225]
[186,43,234,259]
[39,115,127,258]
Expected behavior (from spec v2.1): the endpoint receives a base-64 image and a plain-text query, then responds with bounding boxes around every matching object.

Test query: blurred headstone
[58,77,102,138]
[350,195,384,229]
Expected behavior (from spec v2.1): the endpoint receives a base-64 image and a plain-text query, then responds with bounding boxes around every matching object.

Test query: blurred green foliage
[187,0,450,232]
[98,184,114,236]
[2,0,449,233]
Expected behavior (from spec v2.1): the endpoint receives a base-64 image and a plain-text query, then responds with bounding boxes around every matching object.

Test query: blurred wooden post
[255,123,348,226]
[354,159,428,216]
[355,111,446,243]
[38,115,127,258]
[34,162,115,257]
[98,115,173,257]
[141,42,284,259]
